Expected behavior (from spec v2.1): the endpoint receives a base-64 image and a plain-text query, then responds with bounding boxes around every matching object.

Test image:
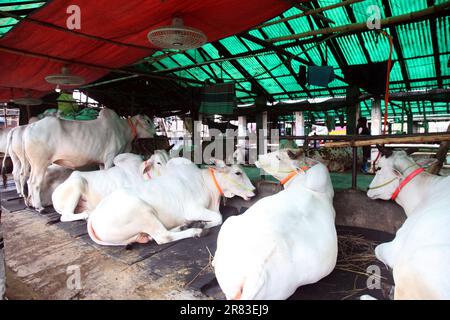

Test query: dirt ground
[3,209,207,300]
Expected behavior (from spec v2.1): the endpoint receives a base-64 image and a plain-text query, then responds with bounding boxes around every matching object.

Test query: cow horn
[165,143,175,151]
[287,149,303,159]
[376,144,393,158]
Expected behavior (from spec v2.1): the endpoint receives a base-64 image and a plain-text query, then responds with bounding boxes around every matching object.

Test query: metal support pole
[352,146,358,189]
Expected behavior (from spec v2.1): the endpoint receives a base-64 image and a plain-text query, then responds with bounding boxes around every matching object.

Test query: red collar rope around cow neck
[127,117,137,139]
[209,168,224,196]
[280,166,310,185]
[390,167,424,201]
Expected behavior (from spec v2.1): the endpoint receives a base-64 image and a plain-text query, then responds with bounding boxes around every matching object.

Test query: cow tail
[1,130,13,187]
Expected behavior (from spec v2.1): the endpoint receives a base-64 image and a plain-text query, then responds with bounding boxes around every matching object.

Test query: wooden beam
[287,0,335,24]
[257,0,363,30]
[344,4,372,64]
[381,0,411,91]
[267,2,450,43]
[307,1,349,84]
[325,133,450,147]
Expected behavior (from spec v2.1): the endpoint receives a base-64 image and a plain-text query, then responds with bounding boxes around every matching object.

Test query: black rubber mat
[138,205,239,288]
[1,198,27,212]
[58,220,88,238]
[80,234,176,265]
[1,189,21,201]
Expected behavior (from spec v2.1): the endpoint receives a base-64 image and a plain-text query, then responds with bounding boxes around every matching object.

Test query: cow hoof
[181,221,206,230]
[194,228,209,238]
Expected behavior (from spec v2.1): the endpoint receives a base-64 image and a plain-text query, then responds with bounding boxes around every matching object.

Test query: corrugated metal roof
[0,0,47,37]
[140,0,449,112]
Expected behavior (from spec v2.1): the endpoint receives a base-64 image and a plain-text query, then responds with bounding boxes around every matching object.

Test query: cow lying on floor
[213,149,337,300]
[52,151,169,222]
[366,146,450,299]
[87,158,255,246]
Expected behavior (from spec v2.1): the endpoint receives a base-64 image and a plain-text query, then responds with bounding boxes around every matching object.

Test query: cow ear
[210,158,226,168]
[141,158,153,174]
[377,145,393,158]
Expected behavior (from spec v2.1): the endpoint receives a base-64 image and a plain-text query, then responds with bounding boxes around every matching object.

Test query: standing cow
[214,149,337,299]
[23,108,155,212]
[52,151,169,222]
[1,116,49,195]
[87,159,255,246]
[366,146,450,299]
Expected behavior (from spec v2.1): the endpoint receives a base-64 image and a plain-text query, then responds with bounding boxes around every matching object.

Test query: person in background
[357,117,371,173]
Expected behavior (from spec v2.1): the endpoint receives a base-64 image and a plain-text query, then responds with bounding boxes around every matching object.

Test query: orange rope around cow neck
[280,166,310,185]
[209,168,224,196]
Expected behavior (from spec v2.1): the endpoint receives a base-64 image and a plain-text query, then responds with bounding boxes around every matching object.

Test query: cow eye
[235,172,242,176]
[375,167,381,171]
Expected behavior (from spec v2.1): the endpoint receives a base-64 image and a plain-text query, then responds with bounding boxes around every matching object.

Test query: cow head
[140,150,170,180]
[231,145,246,165]
[367,146,419,200]
[210,158,256,200]
[132,114,156,139]
[255,149,319,181]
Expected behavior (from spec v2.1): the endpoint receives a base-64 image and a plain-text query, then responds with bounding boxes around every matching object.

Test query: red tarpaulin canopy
[0,0,292,102]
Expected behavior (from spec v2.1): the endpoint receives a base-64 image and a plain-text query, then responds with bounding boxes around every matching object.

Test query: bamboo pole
[428,123,450,175]
[267,2,450,43]
[257,0,364,30]
[324,133,450,148]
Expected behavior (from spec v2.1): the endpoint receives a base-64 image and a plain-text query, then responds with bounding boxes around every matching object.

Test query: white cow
[87,159,256,246]
[213,149,337,300]
[1,116,54,196]
[52,151,169,222]
[23,108,155,212]
[2,125,29,196]
[366,146,450,299]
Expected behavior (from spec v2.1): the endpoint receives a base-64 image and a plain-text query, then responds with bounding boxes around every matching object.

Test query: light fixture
[55,84,61,93]
[45,66,85,86]
[11,95,43,106]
